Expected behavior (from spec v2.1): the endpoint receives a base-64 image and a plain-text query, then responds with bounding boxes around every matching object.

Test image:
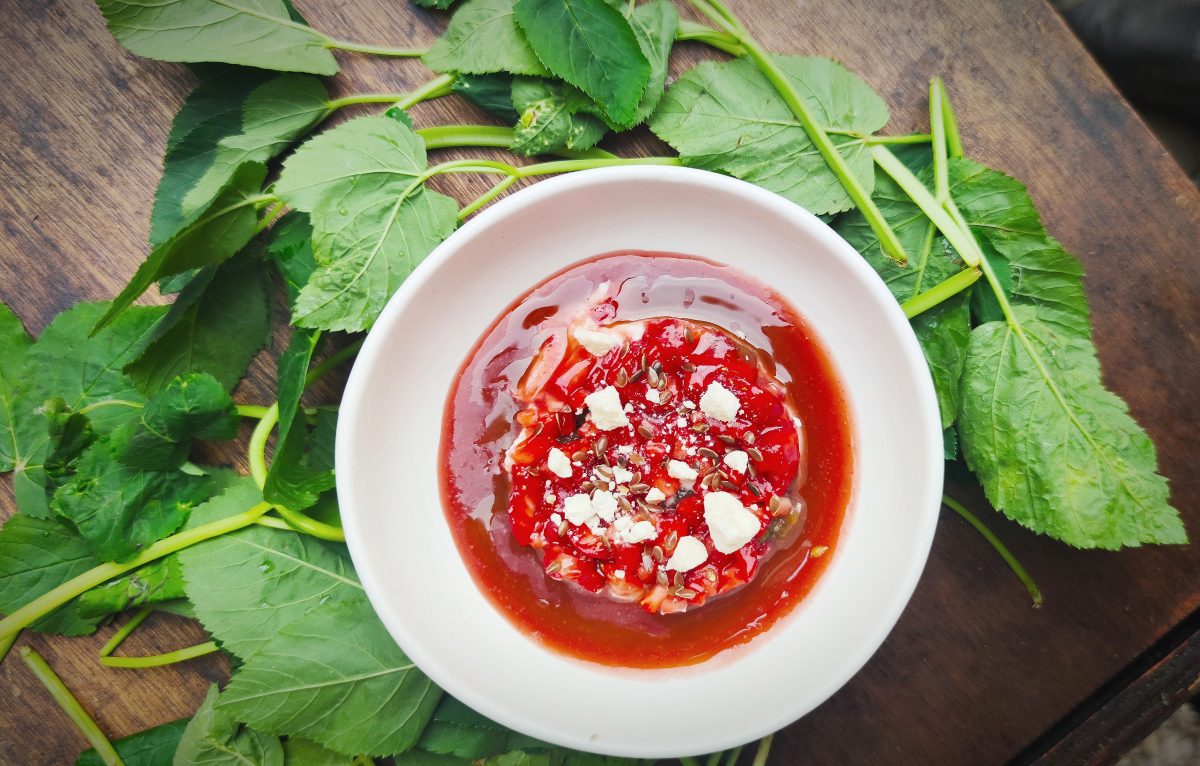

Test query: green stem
[900,267,981,318]
[253,200,287,235]
[680,759,704,766]
[99,608,153,658]
[324,39,426,58]
[942,496,1043,607]
[19,647,125,766]
[430,155,681,218]
[870,145,982,268]
[0,503,273,641]
[255,515,294,532]
[395,73,457,111]
[750,734,773,766]
[705,753,723,766]
[459,176,520,221]
[929,79,950,203]
[724,746,744,766]
[417,125,617,159]
[937,79,965,158]
[352,756,374,766]
[236,404,270,420]
[691,0,908,264]
[864,133,933,145]
[675,20,746,56]
[269,506,345,542]
[0,631,16,664]
[248,404,279,490]
[304,338,365,387]
[77,399,142,415]
[326,92,411,111]
[101,641,219,669]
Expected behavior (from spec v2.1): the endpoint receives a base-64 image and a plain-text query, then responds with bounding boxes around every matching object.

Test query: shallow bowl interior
[337,166,943,758]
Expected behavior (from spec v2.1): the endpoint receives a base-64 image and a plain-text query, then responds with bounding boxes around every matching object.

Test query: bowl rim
[337,164,944,756]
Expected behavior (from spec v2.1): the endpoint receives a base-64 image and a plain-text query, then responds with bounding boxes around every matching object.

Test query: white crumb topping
[699,381,740,423]
[585,386,630,430]
[665,536,708,571]
[703,491,761,554]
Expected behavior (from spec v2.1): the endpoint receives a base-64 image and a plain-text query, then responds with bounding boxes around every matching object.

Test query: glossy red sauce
[439,253,854,667]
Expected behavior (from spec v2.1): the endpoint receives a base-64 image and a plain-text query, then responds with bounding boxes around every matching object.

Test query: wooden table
[3,0,1199,763]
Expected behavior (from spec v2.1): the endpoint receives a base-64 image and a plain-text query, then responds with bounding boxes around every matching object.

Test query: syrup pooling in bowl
[440,252,853,667]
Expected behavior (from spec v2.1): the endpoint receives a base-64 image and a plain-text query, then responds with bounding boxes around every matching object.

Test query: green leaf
[513,0,649,125]
[947,158,1090,338]
[943,426,958,461]
[625,0,678,125]
[835,164,968,429]
[99,162,268,331]
[95,0,338,75]
[28,303,165,433]
[268,212,318,311]
[179,493,364,659]
[417,697,545,759]
[510,78,607,156]
[281,737,357,765]
[453,74,520,123]
[415,0,460,7]
[650,56,889,215]
[76,556,186,619]
[0,514,102,635]
[264,332,336,510]
[0,303,36,474]
[126,251,273,396]
[51,439,212,562]
[152,72,272,246]
[12,302,166,516]
[114,373,238,470]
[913,295,970,430]
[175,685,285,766]
[154,74,328,246]
[423,0,550,77]
[218,597,442,756]
[274,117,458,332]
[959,305,1185,549]
[76,718,189,766]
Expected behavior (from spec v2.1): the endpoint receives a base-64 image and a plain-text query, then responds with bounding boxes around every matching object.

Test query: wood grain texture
[1,0,1199,764]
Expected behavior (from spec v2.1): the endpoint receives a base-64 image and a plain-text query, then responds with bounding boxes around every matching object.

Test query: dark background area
[1057,0,1200,183]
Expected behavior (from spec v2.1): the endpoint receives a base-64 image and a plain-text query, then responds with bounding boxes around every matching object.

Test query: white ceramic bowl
[338,166,943,758]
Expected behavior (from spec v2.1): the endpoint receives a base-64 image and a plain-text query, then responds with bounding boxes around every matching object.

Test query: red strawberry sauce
[439,252,853,667]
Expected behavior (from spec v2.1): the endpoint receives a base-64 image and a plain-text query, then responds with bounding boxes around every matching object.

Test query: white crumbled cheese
[585,386,630,430]
[703,491,762,554]
[645,388,661,404]
[613,569,625,579]
[573,326,619,356]
[666,536,708,571]
[563,494,595,526]
[676,417,688,428]
[546,447,572,478]
[585,516,607,534]
[612,465,634,484]
[623,402,633,412]
[544,492,555,504]
[699,381,741,423]
[645,487,666,504]
[723,450,749,474]
[591,490,618,522]
[683,400,696,409]
[623,520,657,544]
[616,445,633,455]
[667,460,698,483]
[549,512,563,525]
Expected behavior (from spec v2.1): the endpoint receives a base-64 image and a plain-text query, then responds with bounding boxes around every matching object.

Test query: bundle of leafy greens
[0,0,1184,763]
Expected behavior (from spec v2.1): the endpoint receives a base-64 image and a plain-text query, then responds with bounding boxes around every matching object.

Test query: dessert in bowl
[337,166,943,757]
